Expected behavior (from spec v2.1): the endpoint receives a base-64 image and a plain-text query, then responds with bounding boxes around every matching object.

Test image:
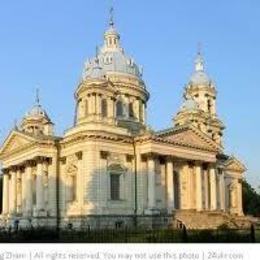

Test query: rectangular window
[110,174,120,200]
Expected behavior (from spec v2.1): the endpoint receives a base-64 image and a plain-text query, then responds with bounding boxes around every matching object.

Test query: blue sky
[0,0,259,188]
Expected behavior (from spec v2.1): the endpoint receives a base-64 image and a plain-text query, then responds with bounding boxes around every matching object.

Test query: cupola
[20,90,54,136]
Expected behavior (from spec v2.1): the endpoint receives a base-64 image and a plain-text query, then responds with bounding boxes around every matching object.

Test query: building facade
[0,12,248,230]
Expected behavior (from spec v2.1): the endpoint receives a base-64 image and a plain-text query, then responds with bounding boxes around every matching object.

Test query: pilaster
[195,164,203,211]
[2,171,9,215]
[166,158,174,212]
[209,167,217,210]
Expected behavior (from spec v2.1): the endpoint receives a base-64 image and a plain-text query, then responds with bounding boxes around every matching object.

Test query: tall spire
[109,6,114,27]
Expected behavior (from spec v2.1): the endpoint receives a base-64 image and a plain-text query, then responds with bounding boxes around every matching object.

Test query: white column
[210,167,217,210]
[108,97,114,119]
[195,164,203,211]
[89,95,94,114]
[16,169,22,214]
[237,179,243,216]
[48,156,57,217]
[142,103,146,124]
[204,169,209,210]
[134,98,140,121]
[147,156,156,209]
[2,172,9,215]
[219,171,226,211]
[10,169,17,215]
[96,94,101,115]
[25,163,33,216]
[92,94,96,114]
[8,175,12,215]
[43,161,49,210]
[36,159,45,213]
[21,171,26,215]
[166,158,174,211]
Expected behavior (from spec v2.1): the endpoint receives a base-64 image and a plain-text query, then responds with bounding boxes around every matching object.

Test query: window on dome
[116,100,124,117]
[129,103,134,118]
[101,99,108,117]
[207,99,212,113]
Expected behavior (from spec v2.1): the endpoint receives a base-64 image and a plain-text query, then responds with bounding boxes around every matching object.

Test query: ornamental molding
[224,156,246,173]
[0,130,56,161]
[60,131,132,148]
[136,125,221,153]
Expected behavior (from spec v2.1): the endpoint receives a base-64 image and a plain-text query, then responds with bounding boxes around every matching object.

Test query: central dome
[83,16,142,80]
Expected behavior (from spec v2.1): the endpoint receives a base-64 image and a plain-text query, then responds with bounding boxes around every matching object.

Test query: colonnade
[2,157,55,218]
[144,155,243,214]
[77,93,146,124]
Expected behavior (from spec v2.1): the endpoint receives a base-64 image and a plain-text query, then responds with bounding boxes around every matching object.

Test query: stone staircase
[172,210,251,230]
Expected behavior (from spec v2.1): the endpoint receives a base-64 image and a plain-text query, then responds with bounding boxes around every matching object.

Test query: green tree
[242,180,260,216]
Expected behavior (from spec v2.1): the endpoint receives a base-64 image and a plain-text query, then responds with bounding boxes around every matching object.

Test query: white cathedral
[0,11,250,230]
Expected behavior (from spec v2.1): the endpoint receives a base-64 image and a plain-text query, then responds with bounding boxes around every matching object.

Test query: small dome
[26,104,50,120]
[190,71,211,86]
[188,51,214,87]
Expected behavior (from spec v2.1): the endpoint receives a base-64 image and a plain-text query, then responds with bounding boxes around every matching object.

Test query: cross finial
[197,42,202,55]
[36,87,40,105]
[109,6,114,27]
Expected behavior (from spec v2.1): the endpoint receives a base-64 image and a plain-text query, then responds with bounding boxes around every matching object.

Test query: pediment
[0,130,36,156]
[224,157,246,173]
[156,126,221,152]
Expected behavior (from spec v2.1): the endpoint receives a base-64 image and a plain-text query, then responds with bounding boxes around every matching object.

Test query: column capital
[25,159,36,167]
[165,155,173,162]
[145,152,158,160]
[9,165,19,172]
[35,156,47,164]
[2,168,9,175]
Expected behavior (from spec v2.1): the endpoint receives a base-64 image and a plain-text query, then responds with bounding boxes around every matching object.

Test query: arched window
[207,99,212,113]
[108,164,125,201]
[116,100,123,117]
[66,164,78,203]
[129,102,134,118]
[85,99,88,116]
[101,99,108,117]
[110,174,120,200]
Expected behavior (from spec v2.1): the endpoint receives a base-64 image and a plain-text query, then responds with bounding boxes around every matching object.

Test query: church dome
[24,90,51,122]
[190,71,211,86]
[83,9,142,80]
[85,58,106,80]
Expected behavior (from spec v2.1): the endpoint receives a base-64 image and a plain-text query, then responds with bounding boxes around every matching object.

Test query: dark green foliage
[0,227,254,243]
[242,180,260,216]
[0,175,2,213]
